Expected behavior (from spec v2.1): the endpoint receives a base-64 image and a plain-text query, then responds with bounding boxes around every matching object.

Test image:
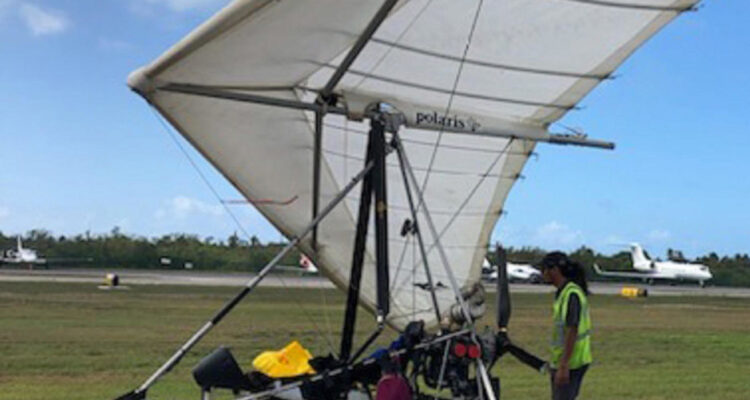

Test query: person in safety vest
[539,252,592,400]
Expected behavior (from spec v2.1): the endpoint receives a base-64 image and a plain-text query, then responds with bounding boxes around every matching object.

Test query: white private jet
[1,236,47,267]
[482,258,543,284]
[594,243,712,287]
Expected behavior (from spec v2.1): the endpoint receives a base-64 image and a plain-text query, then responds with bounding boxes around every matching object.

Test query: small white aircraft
[1,236,47,267]
[276,254,319,274]
[482,258,543,284]
[298,254,319,274]
[594,243,712,287]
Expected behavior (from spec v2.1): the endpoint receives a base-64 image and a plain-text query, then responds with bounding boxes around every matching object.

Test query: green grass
[1,282,749,399]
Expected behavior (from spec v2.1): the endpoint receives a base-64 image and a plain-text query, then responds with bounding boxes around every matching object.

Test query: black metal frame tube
[349,323,384,363]
[315,0,398,252]
[116,159,377,400]
[371,117,390,317]
[312,110,324,250]
[320,0,399,97]
[339,135,374,361]
[340,116,391,361]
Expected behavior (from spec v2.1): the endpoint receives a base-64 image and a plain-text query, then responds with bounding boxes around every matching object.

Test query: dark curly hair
[540,251,589,295]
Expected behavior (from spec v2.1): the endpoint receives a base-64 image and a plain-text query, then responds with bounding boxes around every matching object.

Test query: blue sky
[0,0,747,257]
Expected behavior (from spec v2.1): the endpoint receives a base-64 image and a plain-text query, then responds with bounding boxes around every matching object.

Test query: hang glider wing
[129,0,698,328]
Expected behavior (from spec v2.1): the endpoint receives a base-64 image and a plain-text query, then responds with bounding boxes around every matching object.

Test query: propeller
[494,245,547,373]
[114,390,146,400]
[496,246,511,330]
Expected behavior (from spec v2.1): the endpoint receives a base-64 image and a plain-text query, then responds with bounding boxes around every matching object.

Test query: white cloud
[18,3,69,36]
[647,229,671,242]
[533,221,584,250]
[156,196,224,220]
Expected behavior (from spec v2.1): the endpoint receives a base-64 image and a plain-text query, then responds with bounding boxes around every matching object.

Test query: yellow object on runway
[105,273,119,287]
[621,286,648,298]
[252,340,315,378]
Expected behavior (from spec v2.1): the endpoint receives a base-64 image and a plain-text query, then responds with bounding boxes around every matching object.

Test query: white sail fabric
[129,0,696,328]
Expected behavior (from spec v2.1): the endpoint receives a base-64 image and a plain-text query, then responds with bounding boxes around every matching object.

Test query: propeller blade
[495,332,547,372]
[493,246,548,373]
[507,342,546,372]
[496,246,511,330]
[113,390,146,400]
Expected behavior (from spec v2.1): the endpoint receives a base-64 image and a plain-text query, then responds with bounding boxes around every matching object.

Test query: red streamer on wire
[222,195,299,206]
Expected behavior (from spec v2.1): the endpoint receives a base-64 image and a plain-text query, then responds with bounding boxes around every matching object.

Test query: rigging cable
[416,0,486,202]
[350,0,436,91]
[390,233,412,294]
[148,106,338,356]
[387,138,514,331]
[413,139,514,275]
[377,0,488,323]
[344,0,436,306]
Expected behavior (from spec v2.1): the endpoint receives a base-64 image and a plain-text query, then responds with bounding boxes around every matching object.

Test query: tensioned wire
[340,0,504,325]
[383,0,489,316]
[390,231,412,296]
[412,0,486,202]
[245,0,495,330]
[346,0,495,309]
[349,0,436,92]
[387,136,514,325]
[415,137,515,262]
[344,0,436,305]
[148,106,338,356]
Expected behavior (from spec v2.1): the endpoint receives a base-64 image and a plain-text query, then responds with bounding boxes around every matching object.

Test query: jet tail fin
[593,263,603,275]
[630,243,652,270]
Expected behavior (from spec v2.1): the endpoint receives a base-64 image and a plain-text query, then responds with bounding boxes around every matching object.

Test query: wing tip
[127,67,155,98]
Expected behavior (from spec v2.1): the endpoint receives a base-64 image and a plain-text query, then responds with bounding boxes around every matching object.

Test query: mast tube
[339,133,374,361]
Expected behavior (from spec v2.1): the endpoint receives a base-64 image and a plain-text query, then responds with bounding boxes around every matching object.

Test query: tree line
[0,228,298,272]
[2,229,748,287]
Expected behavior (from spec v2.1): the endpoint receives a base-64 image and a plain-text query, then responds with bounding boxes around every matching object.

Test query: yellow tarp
[252,341,315,378]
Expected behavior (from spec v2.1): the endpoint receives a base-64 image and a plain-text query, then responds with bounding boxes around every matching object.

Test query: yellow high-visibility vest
[551,282,592,369]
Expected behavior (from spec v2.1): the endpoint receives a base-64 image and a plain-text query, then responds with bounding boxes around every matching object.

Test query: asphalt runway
[2,267,750,298]
[0,268,332,288]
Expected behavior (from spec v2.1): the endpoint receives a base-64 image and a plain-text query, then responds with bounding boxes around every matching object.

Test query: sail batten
[130,0,698,328]
[368,37,614,80]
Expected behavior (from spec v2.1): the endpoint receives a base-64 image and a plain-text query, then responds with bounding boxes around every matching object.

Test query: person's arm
[555,293,581,386]
[554,326,577,385]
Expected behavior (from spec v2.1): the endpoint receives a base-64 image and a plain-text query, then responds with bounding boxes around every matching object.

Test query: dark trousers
[550,365,588,400]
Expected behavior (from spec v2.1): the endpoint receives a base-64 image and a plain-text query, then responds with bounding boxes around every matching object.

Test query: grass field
[1,282,749,400]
